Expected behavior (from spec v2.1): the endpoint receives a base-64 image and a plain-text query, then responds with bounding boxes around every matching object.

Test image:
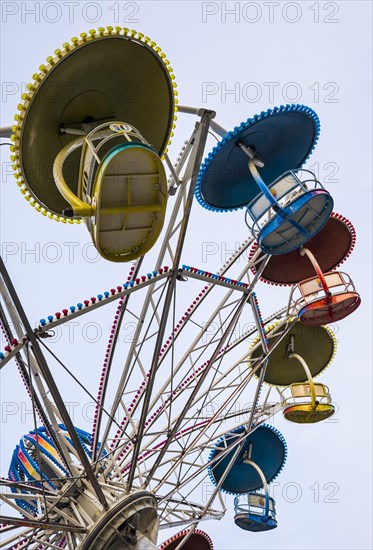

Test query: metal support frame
[177,105,227,138]
[0,257,109,511]
[0,103,304,547]
[95,118,208,463]
[0,516,86,534]
[0,126,12,138]
[140,292,249,491]
[126,109,216,491]
[300,247,331,297]
[242,458,270,520]
[91,258,142,463]
[0,287,73,471]
[288,347,317,409]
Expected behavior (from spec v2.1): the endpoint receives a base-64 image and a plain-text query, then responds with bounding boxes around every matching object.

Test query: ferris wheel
[0,27,360,549]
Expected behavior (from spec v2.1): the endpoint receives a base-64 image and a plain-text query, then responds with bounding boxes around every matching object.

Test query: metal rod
[0,516,86,533]
[25,343,50,519]
[243,459,270,520]
[97,127,197,456]
[0,341,25,369]
[168,131,196,192]
[164,153,182,187]
[177,104,227,138]
[92,259,143,463]
[0,126,12,138]
[126,109,216,491]
[114,277,281,471]
[0,480,54,494]
[0,302,70,471]
[59,127,87,136]
[288,352,317,409]
[249,293,269,354]
[238,143,264,165]
[300,247,331,298]
[202,438,247,516]
[210,119,228,138]
[179,268,250,293]
[0,257,109,511]
[142,239,258,423]
[177,105,206,116]
[145,246,265,420]
[142,292,249,490]
[286,285,296,317]
[36,271,170,334]
[247,158,280,207]
[173,524,197,550]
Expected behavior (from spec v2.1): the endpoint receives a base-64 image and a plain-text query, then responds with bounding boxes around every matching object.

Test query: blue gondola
[195,104,334,255]
[207,425,286,532]
[245,165,333,255]
[234,493,278,532]
[208,424,287,494]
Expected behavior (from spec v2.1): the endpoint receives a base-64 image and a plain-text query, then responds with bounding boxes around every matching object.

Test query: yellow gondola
[11,27,177,261]
[54,122,168,262]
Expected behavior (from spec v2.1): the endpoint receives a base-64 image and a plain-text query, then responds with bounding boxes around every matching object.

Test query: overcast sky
[0,2,372,549]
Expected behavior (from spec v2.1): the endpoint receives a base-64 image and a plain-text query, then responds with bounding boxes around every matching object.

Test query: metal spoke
[0,258,108,510]
[0,89,326,550]
[126,110,216,491]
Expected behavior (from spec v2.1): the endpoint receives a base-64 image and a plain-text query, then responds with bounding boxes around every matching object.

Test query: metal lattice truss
[0,109,295,549]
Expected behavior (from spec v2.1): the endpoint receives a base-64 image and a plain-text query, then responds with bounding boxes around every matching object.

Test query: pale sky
[0,2,372,549]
